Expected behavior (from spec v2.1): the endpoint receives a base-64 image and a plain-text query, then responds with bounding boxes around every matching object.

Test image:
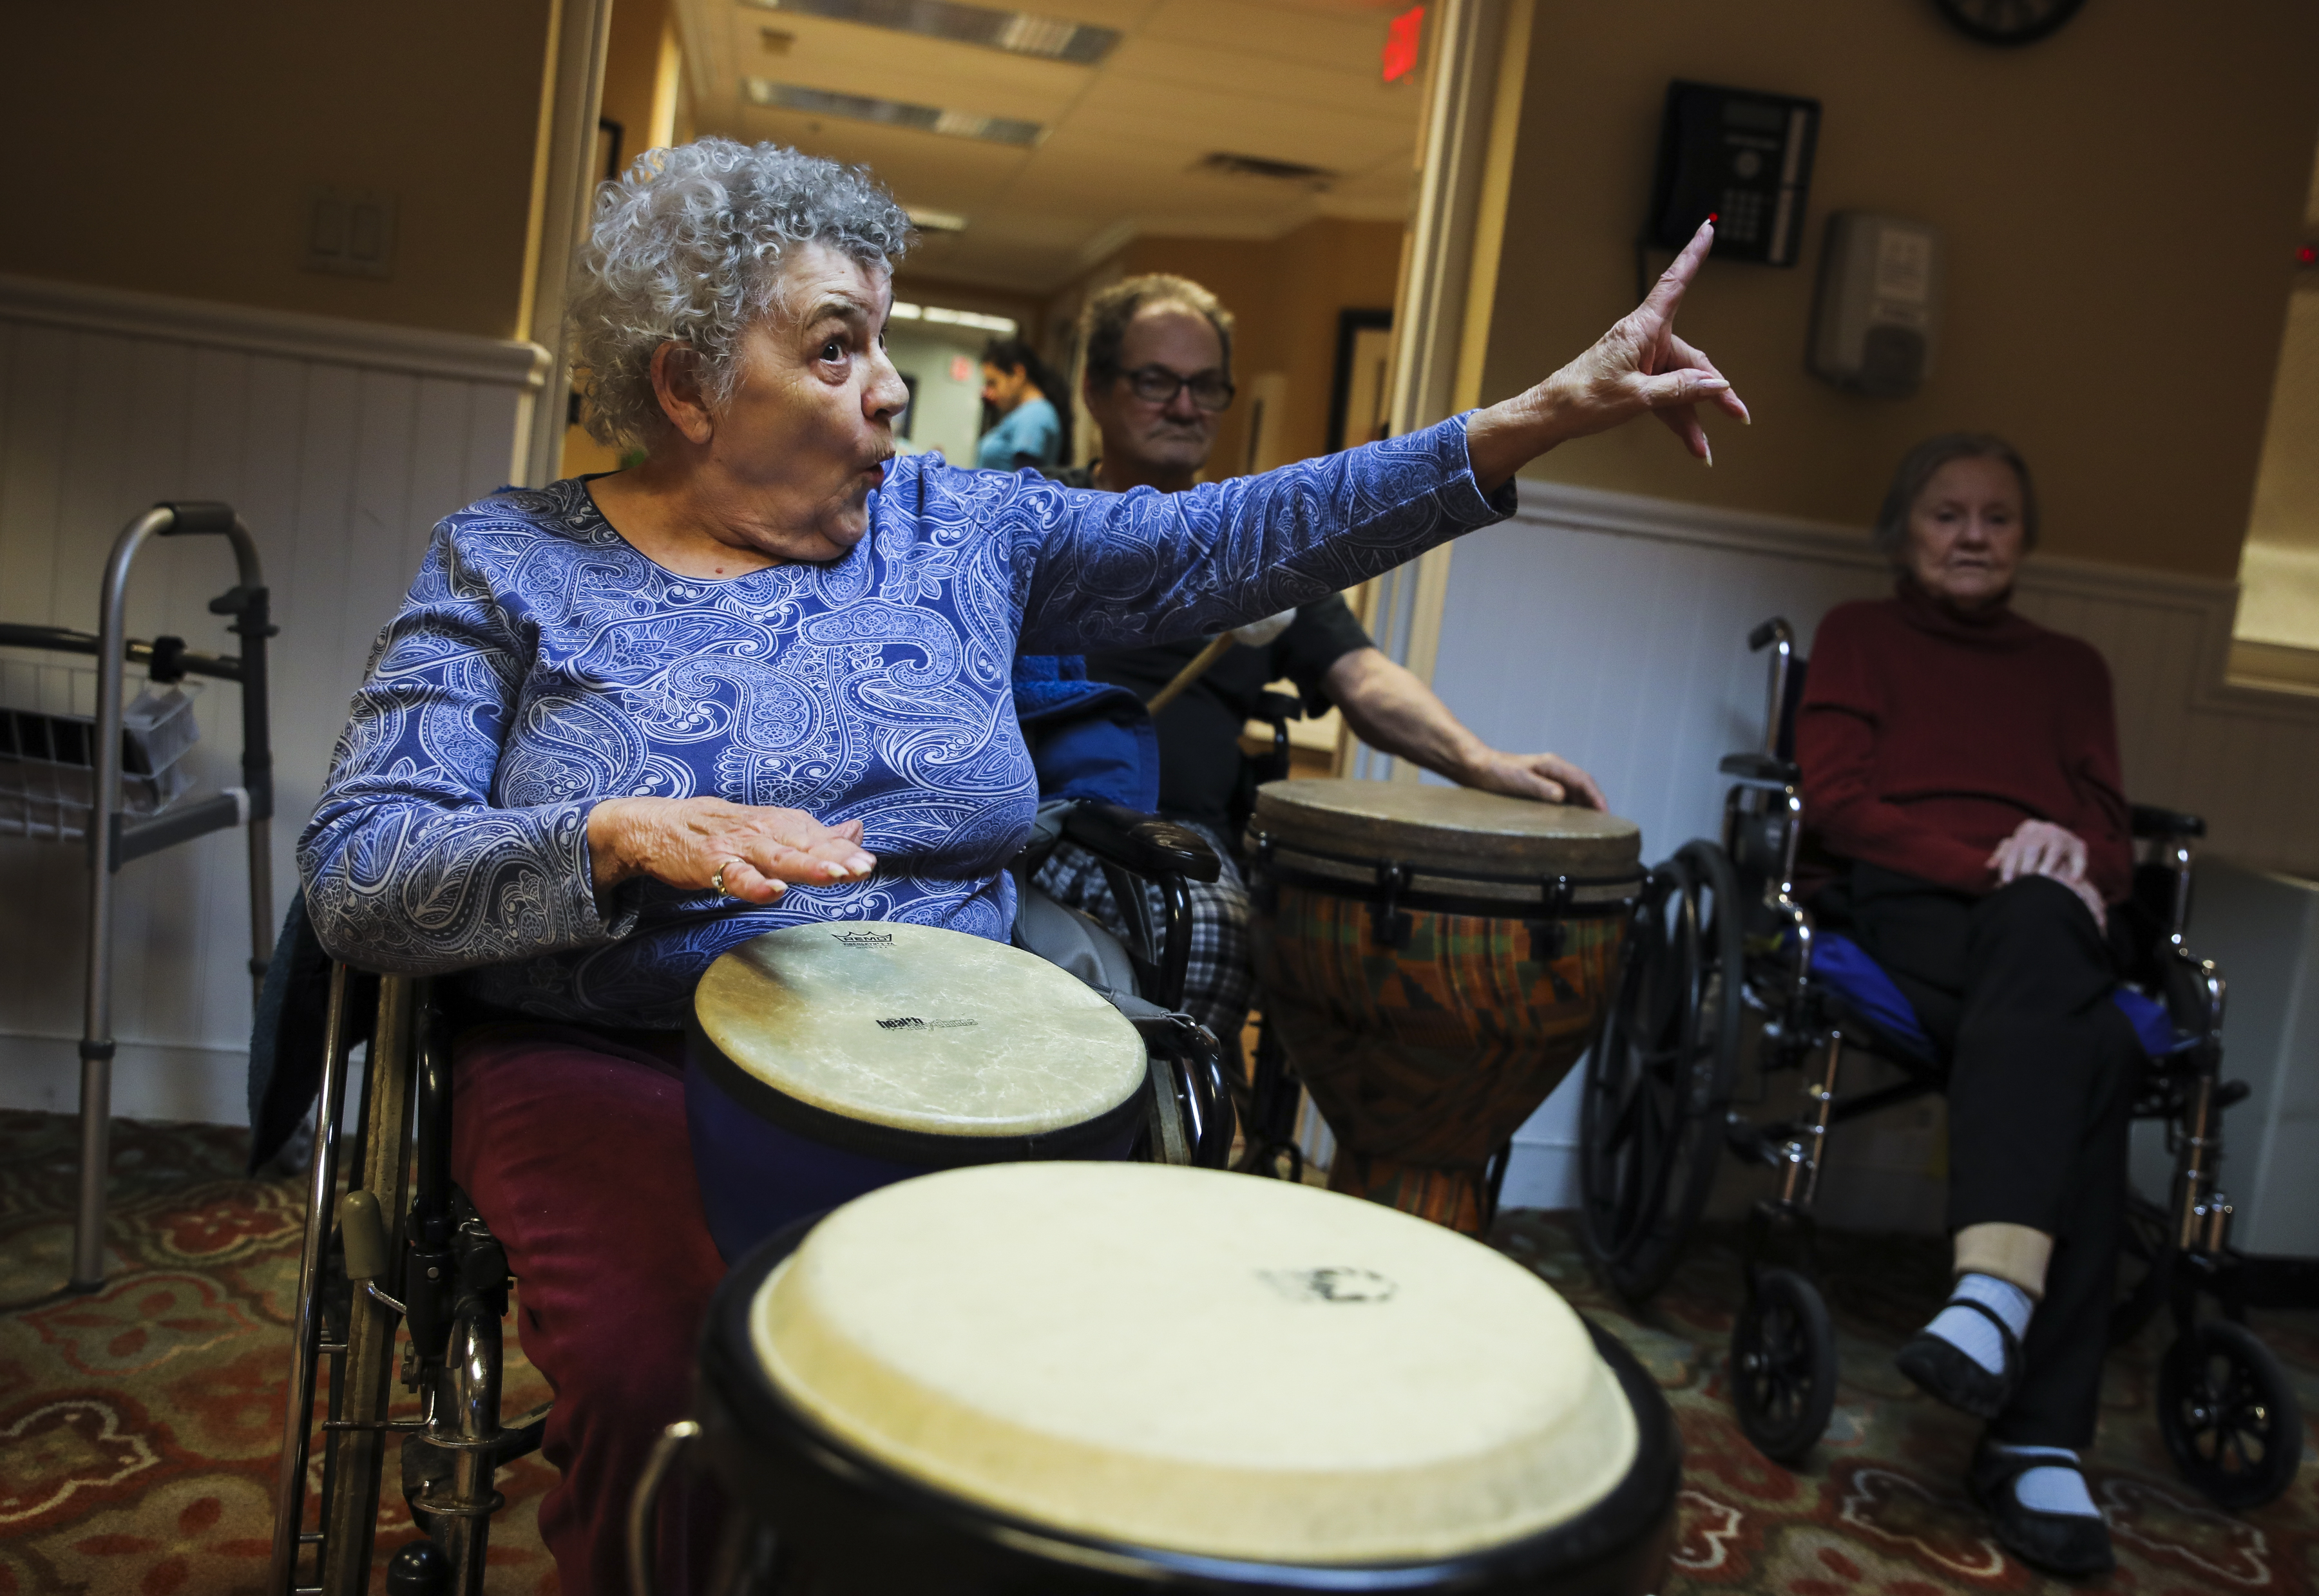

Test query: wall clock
[1932,0,2085,46]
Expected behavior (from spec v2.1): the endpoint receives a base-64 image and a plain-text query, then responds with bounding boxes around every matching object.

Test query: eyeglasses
[1119,365,1236,412]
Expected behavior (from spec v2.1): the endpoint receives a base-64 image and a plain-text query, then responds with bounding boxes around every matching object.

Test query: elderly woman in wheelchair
[1806,433,2141,1572]
[1581,432,2299,1580]
[274,138,1745,1595]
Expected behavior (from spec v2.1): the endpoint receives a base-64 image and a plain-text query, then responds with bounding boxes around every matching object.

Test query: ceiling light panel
[742,0,1122,66]
[745,80,1046,146]
[887,301,1019,333]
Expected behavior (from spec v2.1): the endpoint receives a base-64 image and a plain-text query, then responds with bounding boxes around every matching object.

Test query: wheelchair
[265,799,1237,1596]
[1576,617,2304,1510]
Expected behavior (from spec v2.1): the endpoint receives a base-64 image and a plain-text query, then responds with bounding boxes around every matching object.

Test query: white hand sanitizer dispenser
[1809,212,1944,398]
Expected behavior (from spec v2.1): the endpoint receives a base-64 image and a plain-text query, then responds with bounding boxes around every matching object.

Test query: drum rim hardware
[666,1211,1684,1593]
[1249,830,1644,942]
[686,1007,1151,1166]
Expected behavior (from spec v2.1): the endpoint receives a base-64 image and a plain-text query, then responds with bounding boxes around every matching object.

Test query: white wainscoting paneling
[1455,480,2318,1220]
[0,274,547,1124]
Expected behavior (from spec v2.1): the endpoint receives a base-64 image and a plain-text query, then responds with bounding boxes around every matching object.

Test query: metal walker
[0,500,274,1293]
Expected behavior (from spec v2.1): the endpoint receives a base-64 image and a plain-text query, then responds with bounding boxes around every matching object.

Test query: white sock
[1990,1443,2099,1517]
[1924,1272,2034,1375]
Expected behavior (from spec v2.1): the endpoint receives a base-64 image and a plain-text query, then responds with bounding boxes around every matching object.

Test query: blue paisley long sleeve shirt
[298,415,1513,1027]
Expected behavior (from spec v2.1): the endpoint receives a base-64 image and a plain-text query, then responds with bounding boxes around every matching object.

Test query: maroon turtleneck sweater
[1795,580,2132,904]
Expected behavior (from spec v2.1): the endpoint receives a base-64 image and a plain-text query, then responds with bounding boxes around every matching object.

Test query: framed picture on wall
[1328,309,1394,453]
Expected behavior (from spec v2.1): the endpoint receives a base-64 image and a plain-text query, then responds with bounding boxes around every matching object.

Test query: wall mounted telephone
[1645,81,1820,267]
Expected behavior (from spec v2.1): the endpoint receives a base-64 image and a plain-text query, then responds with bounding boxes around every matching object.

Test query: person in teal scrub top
[977,338,1064,471]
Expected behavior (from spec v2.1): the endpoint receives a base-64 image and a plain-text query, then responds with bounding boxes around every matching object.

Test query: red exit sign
[1382,5,1424,83]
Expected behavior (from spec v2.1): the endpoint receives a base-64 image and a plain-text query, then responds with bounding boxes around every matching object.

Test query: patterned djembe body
[1246,781,1643,1235]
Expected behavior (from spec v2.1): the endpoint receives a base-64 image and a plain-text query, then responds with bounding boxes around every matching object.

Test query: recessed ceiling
[672,0,1424,292]
[745,0,1126,66]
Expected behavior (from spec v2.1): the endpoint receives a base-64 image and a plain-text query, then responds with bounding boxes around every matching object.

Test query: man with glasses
[1034,273,1608,1062]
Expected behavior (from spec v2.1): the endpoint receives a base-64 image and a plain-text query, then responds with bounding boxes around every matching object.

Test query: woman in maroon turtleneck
[1796,434,2141,1579]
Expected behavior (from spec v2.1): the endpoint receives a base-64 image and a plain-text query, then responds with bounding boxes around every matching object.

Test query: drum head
[694,924,1146,1139]
[749,1163,1639,1565]
[1251,779,1640,879]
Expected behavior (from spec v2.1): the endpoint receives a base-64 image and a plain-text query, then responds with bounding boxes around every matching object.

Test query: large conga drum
[686,923,1150,1260]
[683,1162,1678,1593]
[1245,780,1644,1233]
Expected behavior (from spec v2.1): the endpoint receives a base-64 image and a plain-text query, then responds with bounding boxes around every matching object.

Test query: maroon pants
[448,1024,726,1596]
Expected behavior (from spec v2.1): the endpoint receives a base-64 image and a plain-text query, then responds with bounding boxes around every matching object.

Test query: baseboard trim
[0,1032,247,1126]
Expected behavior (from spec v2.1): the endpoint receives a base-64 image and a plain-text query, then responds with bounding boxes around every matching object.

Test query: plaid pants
[1032,818,1255,1048]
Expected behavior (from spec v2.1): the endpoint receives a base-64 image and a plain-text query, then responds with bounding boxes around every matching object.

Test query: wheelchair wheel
[2156,1319,2304,1510]
[1730,1266,1838,1466]
[1578,840,1744,1302]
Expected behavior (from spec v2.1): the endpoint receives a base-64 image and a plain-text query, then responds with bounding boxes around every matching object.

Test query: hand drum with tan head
[1245,779,1643,1234]
[687,1163,1679,1591]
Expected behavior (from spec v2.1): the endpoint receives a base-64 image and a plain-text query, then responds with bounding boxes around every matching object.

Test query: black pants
[1838,865,2143,1447]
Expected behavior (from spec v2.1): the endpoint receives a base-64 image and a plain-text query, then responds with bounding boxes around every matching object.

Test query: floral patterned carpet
[3,1108,2313,1595]
[0,1111,555,1596]
[1494,1208,2319,1595]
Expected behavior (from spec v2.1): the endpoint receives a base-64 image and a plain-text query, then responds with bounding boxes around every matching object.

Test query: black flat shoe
[1968,1441,2115,1581]
[1894,1297,2021,1419]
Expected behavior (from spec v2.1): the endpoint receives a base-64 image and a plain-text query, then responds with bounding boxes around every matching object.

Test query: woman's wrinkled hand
[1988,819,2088,887]
[587,796,877,903]
[1467,218,1750,489]
[1989,819,2104,930]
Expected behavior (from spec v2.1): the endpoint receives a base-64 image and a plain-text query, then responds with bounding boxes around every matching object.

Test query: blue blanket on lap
[1011,654,1158,812]
[1811,931,2182,1063]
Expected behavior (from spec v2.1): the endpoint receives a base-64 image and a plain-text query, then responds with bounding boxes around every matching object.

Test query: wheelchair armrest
[1059,800,1224,884]
[2130,803,2206,841]
[1719,750,1800,786]
[1254,689,1303,727]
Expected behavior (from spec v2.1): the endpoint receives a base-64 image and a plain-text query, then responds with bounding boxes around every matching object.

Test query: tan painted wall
[564,0,683,478]
[1478,1,2319,580]
[2,0,557,340]
[598,0,676,175]
[1052,218,1406,478]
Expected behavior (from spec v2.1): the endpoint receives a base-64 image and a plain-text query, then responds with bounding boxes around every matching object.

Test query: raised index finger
[1637,218,1716,327]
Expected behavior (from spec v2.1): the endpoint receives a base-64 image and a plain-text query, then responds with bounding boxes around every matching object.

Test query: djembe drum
[685,923,1152,1261]
[1245,779,1644,1233]
[667,1162,1678,1593]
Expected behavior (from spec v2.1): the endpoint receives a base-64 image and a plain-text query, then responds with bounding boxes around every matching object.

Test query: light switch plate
[305,187,397,280]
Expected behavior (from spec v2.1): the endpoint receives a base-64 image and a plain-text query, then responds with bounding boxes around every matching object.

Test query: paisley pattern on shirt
[298,416,1511,1027]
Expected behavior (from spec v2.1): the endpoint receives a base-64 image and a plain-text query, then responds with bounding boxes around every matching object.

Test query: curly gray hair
[567,138,913,449]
